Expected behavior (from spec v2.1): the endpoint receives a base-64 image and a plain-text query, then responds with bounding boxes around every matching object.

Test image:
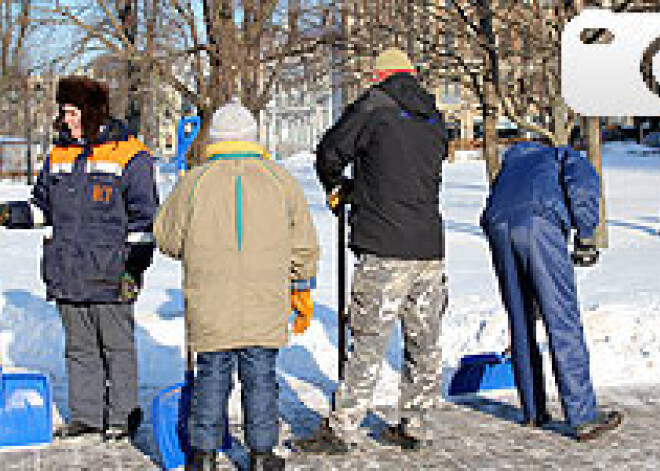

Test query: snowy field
[1,142,659,427]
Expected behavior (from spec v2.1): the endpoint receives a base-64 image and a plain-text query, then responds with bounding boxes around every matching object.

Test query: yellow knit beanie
[373,48,415,72]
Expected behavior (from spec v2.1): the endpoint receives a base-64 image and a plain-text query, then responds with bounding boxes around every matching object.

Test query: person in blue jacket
[481,141,623,441]
[0,76,158,441]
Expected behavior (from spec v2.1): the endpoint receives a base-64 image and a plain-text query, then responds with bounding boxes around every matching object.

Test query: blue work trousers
[485,214,598,427]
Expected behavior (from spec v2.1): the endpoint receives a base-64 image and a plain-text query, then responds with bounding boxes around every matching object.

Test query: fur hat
[56,76,110,142]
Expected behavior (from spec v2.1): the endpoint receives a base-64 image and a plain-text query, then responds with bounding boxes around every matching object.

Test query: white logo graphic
[561,8,660,116]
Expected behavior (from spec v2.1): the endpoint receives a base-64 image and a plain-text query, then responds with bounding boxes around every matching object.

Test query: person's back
[316,69,448,259]
[161,142,315,349]
[482,141,598,241]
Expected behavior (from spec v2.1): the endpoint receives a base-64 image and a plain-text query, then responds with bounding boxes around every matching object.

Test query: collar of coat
[204,141,271,161]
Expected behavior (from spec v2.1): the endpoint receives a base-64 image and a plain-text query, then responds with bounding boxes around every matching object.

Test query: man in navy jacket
[481,141,622,441]
[0,76,158,441]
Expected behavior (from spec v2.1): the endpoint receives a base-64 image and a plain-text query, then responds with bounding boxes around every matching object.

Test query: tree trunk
[585,115,607,248]
[482,74,500,184]
[552,98,570,146]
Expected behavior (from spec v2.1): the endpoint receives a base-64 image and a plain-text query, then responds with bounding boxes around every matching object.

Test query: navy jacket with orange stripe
[6,119,159,302]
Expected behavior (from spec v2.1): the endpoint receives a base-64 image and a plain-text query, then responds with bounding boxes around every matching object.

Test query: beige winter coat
[154,141,319,352]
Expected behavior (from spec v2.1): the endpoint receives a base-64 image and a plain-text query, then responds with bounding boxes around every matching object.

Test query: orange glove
[291,289,313,334]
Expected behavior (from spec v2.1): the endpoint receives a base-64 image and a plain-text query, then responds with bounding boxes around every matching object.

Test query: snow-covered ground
[1,142,659,425]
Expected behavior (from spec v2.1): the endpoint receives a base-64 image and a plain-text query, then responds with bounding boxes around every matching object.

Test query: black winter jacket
[316,73,448,259]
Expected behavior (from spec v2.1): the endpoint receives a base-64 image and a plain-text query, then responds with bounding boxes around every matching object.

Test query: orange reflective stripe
[50,146,83,165]
[90,137,149,168]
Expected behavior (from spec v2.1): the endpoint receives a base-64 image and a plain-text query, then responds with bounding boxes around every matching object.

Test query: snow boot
[291,418,352,454]
[54,421,103,441]
[104,407,143,442]
[522,412,552,429]
[249,450,285,471]
[185,450,218,471]
[378,422,427,451]
[575,410,623,442]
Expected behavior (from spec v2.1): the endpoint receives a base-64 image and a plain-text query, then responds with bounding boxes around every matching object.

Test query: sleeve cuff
[127,231,154,243]
[291,277,317,291]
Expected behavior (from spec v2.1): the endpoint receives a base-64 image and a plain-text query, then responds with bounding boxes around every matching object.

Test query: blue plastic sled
[448,352,516,396]
[152,371,231,470]
[0,367,53,449]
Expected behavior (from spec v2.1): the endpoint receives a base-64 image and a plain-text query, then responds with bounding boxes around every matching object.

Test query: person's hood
[376,73,437,119]
[501,141,551,165]
[54,118,133,147]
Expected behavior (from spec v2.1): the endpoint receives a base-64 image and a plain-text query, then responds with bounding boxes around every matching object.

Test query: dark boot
[104,407,143,442]
[249,450,285,471]
[378,423,426,451]
[522,412,552,429]
[103,425,130,442]
[291,418,352,454]
[575,410,624,442]
[185,450,218,471]
[54,421,102,440]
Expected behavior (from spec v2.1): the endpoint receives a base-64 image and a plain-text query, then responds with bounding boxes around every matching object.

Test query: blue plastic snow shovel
[447,352,516,397]
[0,365,53,449]
[175,116,202,177]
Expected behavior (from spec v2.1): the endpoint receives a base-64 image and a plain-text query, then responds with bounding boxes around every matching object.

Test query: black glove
[120,242,154,302]
[0,203,10,226]
[571,235,599,267]
[327,178,354,217]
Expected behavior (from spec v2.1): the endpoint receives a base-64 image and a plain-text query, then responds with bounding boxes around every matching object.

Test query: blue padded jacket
[481,142,600,239]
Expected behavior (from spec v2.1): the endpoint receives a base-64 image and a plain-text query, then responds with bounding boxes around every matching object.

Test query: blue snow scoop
[0,366,53,449]
[175,116,202,177]
[448,352,516,396]
[152,371,230,470]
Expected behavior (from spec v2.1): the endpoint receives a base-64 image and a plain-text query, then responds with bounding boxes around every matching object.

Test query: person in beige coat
[154,102,319,471]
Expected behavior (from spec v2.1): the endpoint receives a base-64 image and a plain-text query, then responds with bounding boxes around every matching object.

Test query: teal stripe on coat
[235,176,243,251]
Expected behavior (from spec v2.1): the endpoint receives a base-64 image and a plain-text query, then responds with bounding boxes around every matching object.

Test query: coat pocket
[87,244,126,286]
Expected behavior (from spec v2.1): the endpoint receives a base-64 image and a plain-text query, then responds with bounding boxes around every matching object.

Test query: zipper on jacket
[235,175,244,251]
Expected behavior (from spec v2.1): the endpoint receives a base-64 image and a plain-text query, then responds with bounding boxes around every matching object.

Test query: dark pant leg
[58,302,105,428]
[95,303,138,427]
[189,351,235,452]
[527,217,598,427]
[238,348,279,453]
[486,223,545,422]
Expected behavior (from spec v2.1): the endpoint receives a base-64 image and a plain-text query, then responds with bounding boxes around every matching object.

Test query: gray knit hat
[209,101,258,143]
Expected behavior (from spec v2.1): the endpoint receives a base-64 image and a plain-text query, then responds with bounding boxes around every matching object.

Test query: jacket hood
[376,73,437,118]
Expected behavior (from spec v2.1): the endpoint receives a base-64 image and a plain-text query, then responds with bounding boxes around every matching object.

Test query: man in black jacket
[296,49,449,453]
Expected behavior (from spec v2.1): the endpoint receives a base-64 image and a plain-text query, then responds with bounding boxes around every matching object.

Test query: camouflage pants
[330,254,448,444]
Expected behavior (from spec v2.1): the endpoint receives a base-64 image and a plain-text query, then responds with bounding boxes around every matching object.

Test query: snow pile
[1,143,659,423]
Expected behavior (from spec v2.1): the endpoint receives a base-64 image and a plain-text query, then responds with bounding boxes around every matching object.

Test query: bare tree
[36,0,335,164]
